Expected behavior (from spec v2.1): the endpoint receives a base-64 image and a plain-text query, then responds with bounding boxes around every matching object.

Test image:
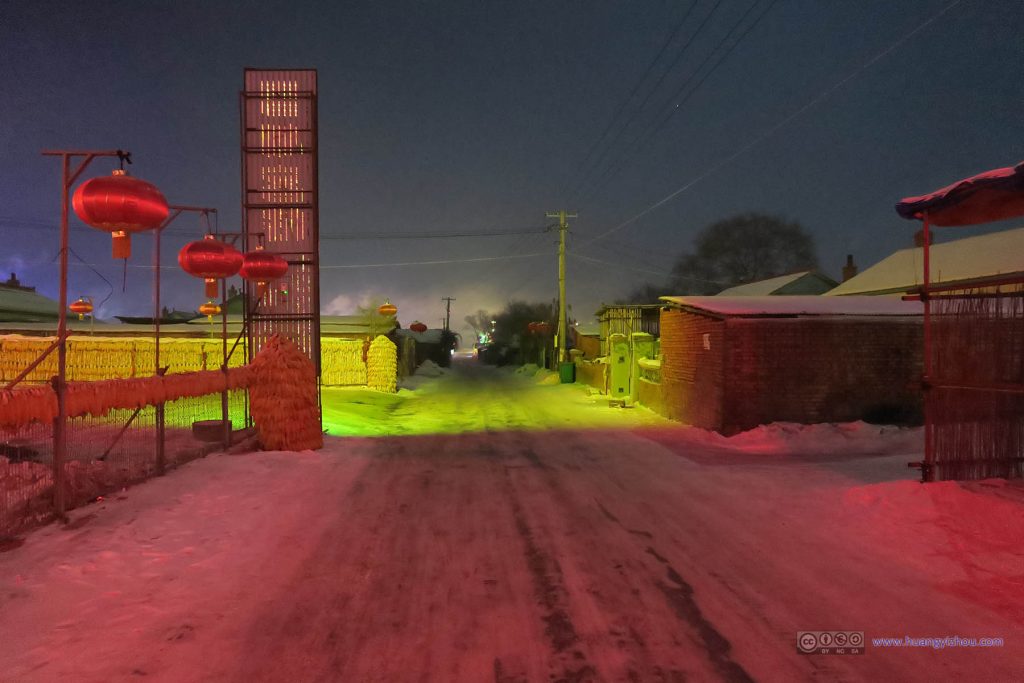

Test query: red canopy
[895,161,1024,226]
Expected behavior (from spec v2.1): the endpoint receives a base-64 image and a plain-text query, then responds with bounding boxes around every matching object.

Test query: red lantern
[198,301,221,320]
[72,169,169,259]
[69,297,93,320]
[410,321,427,333]
[527,322,538,333]
[378,301,397,317]
[536,322,551,335]
[240,248,288,299]
[178,235,243,298]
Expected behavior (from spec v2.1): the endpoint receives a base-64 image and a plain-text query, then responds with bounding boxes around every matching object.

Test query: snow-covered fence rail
[637,357,661,384]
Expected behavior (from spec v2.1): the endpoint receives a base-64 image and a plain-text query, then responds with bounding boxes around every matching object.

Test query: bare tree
[669,212,818,294]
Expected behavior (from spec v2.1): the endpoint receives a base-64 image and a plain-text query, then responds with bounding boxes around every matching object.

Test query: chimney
[842,255,858,282]
[913,229,926,248]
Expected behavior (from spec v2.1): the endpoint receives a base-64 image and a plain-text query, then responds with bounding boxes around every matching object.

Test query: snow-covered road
[1,361,1022,682]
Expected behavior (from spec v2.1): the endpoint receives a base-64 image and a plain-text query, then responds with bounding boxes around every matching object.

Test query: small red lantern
[72,169,169,259]
[198,301,221,320]
[178,235,243,298]
[378,301,397,317]
[240,248,288,299]
[69,297,93,320]
[536,322,551,335]
[527,322,538,333]
[410,321,427,333]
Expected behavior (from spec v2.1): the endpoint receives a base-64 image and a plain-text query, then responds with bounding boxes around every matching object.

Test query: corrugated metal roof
[827,226,1024,296]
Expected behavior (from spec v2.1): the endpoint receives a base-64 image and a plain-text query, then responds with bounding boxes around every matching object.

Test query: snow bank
[415,360,445,377]
[685,420,923,457]
[509,363,560,384]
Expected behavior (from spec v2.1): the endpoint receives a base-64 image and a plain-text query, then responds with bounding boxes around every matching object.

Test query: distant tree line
[617,212,819,303]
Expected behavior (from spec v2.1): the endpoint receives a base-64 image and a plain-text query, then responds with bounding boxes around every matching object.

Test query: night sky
[1,0,1022,337]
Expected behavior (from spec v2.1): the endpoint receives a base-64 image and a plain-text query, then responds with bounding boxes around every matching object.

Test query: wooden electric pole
[442,296,455,331]
[545,210,577,363]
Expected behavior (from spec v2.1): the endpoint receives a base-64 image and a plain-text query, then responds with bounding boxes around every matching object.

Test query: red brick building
[654,296,924,434]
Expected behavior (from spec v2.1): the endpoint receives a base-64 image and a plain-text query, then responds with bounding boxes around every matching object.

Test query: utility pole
[545,210,577,364]
[442,296,455,331]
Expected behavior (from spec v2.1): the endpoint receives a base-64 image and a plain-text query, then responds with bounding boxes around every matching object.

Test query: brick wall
[659,309,725,429]
[575,334,601,359]
[721,317,922,434]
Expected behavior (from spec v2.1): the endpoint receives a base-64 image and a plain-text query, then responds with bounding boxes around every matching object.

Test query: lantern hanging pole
[41,149,124,521]
[921,210,934,483]
[221,277,230,449]
[153,205,217,476]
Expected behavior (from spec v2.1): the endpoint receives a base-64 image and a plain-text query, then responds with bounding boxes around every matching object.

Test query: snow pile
[535,370,560,385]
[510,363,560,385]
[686,420,923,457]
[415,360,445,377]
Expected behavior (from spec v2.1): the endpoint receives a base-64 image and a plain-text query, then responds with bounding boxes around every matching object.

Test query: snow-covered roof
[0,286,59,322]
[827,226,1024,296]
[716,271,837,296]
[659,295,922,317]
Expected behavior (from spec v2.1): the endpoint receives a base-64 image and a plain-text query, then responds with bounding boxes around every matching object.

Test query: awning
[895,161,1024,226]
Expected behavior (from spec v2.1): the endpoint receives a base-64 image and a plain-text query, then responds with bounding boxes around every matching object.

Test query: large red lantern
[72,169,169,259]
[378,301,397,317]
[69,297,93,320]
[178,235,243,298]
[239,248,288,299]
[410,321,427,333]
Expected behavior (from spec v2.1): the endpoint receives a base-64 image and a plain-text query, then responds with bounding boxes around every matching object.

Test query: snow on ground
[674,420,923,457]
[1,359,1022,681]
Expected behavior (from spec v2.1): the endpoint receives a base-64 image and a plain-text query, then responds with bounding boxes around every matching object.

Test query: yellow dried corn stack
[366,335,397,393]
[320,339,366,386]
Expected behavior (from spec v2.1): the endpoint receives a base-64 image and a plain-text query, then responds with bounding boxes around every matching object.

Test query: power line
[0,216,195,237]
[320,226,551,240]
[316,252,551,269]
[569,251,726,285]
[583,0,964,245]
[579,0,775,204]
[566,0,726,203]
[560,0,698,199]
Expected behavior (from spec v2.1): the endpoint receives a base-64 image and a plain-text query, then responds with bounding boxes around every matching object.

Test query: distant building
[0,273,59,323]
[716,270,838,296]
[595,304,661,356]
[827,226,1024,296]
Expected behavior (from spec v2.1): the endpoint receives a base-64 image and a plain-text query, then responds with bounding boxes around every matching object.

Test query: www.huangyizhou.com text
[872,636,1005,649]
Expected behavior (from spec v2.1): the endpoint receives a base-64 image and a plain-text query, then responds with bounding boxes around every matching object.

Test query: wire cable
[566,0,727,203]
[560,0,699,199]
[579,0,776,204]
[583,0,964,245]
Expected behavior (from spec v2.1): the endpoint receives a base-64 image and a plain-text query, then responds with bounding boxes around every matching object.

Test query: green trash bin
[559,361,576,384]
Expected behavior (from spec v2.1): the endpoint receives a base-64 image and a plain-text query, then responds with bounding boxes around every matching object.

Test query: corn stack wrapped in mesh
[248,335,322,451]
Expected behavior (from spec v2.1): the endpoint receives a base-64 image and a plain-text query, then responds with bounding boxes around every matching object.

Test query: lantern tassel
[112,231,131,259]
